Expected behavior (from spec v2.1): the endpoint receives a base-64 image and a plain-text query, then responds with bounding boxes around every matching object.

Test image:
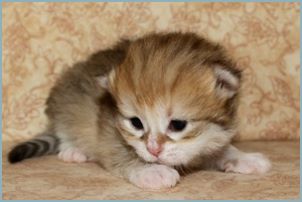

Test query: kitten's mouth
[152,156,166,165]
[148,158,164,165]
[145,151,170,165]
[143,153,163,164]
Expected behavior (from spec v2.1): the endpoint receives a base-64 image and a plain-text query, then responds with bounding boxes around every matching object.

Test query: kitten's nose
[147,146,162,157]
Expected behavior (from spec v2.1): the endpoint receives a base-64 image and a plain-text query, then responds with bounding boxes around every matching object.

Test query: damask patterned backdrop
[2,2,300,141]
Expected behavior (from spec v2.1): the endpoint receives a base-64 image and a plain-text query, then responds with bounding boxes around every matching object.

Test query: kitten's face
[100,34,240,166]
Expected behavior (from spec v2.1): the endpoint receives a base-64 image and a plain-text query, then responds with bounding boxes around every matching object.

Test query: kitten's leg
[216,144,271,174]
[58,142,88,163]
[126,163,180,189]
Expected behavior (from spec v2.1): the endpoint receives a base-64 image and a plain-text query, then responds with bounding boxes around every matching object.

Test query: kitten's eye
[168,120,187,132]
[130,117,144,130]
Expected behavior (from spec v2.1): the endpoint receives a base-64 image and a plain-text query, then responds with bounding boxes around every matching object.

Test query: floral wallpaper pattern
[2,2,300,141]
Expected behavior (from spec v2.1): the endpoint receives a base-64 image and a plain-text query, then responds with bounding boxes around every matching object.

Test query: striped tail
[8,131,60,164]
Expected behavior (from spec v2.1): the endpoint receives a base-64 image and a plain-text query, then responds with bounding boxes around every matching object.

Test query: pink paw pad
[58,148,88,163]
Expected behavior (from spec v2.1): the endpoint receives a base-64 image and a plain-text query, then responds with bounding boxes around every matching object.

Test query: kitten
[8,32,271,189]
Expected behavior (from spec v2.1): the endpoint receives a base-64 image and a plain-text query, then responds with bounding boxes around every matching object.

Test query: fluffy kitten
[8,32,271,189]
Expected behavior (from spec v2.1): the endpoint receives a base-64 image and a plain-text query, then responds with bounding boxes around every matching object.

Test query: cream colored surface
[3,141,299,200]
[2,2,300,142]
[2,2,300,199]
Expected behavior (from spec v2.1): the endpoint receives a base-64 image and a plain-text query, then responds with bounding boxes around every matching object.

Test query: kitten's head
[99,33,241,166]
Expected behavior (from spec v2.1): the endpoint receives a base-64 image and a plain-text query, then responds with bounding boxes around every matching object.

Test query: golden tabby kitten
[8,32,271,189]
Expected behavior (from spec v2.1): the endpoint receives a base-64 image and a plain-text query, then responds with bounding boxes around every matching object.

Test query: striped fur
[7,32,270,189]
[8,131,59,163]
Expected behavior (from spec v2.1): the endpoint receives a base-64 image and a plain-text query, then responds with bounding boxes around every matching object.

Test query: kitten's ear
[96,70,116,90]
[96,75,109,89]
[213,65,241,99]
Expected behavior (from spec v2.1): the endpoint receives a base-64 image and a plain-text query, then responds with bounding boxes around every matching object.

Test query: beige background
[2,3,300,200]
[2,2,300,141]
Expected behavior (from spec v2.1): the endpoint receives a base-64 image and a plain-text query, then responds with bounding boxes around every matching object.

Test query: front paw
[224,153,271,174]
[58,148,88,163]
[128,164,180,189]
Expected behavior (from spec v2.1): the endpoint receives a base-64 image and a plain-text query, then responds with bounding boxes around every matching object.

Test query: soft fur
[8,32,271,189]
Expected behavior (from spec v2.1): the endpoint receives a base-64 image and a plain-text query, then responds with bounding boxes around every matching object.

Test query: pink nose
[147,146,162,157]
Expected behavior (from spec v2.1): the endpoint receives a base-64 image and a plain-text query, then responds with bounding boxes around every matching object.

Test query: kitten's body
[9,33,271,189]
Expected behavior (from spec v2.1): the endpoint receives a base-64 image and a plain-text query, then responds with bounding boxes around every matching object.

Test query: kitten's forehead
[112,65,220,121]
[108,33,239,121]
[112,40,216,104]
